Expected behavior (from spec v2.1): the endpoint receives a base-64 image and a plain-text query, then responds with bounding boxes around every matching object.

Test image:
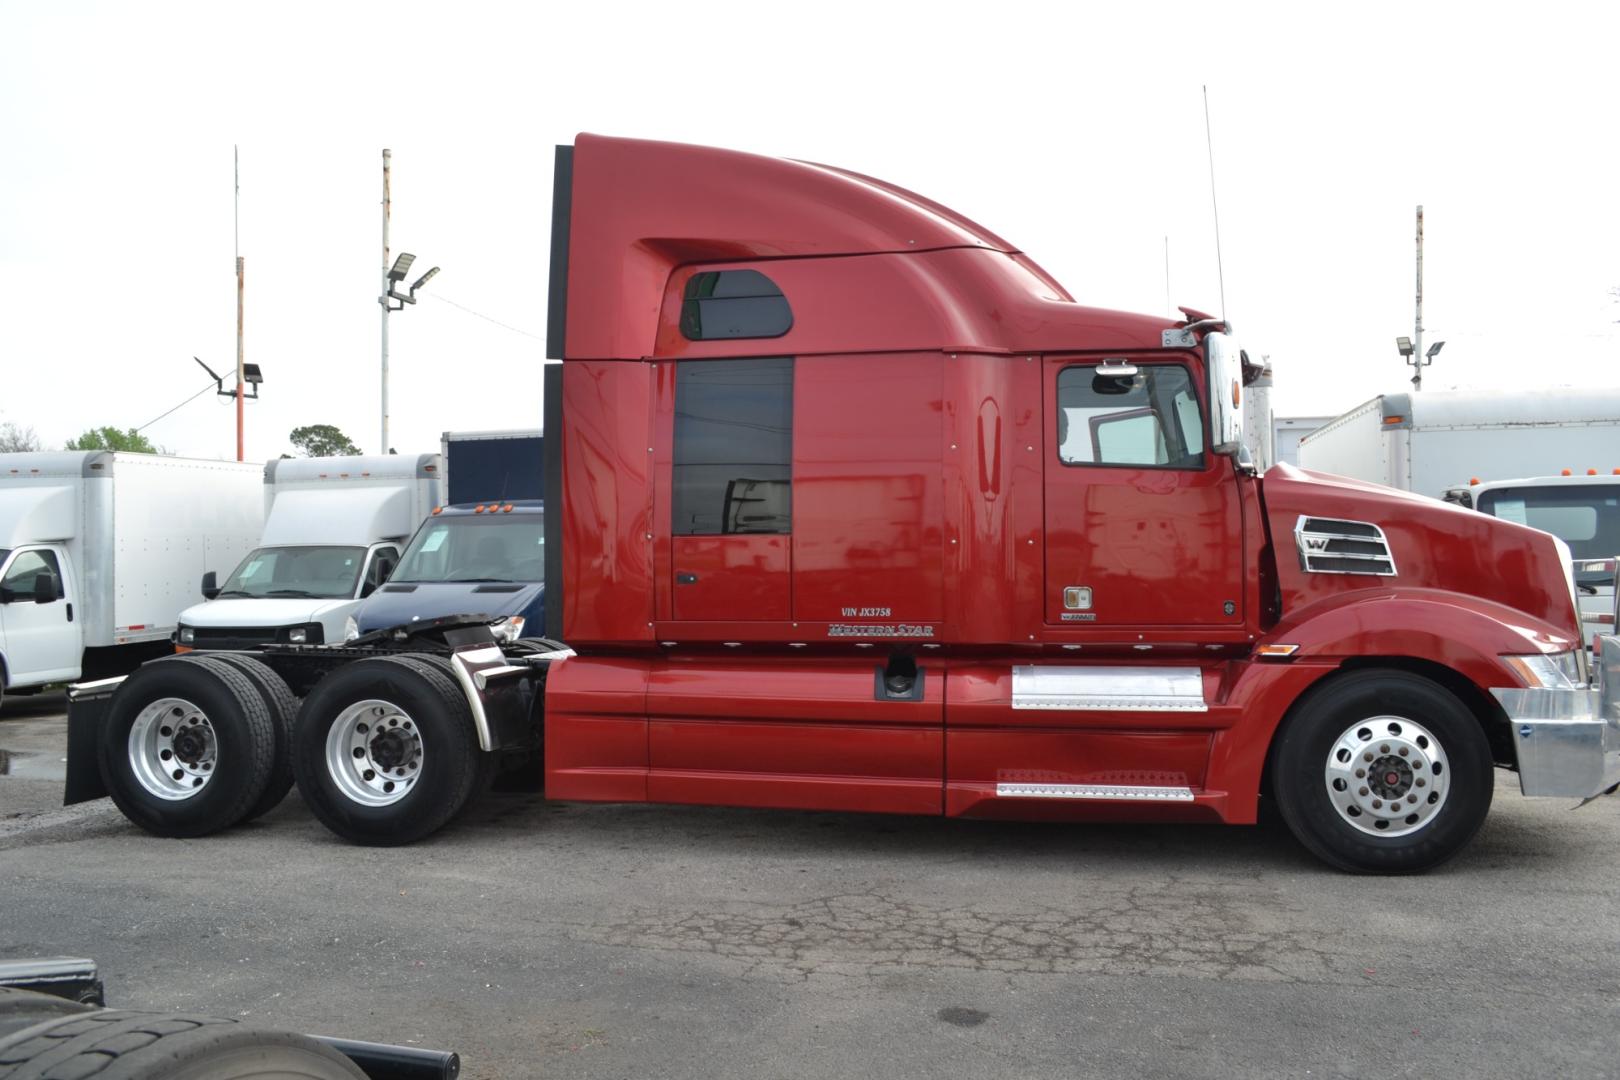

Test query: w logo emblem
[1304,536,1331,552]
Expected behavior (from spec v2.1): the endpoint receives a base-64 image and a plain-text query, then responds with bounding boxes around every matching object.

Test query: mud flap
[62,677,123,805]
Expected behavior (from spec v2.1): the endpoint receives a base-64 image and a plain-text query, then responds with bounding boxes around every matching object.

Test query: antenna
[1202,85,1227,322]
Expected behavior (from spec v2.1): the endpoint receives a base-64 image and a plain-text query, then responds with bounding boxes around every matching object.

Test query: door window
[672,357,794,534]
[1057,364,1205,469]
[1,549,63,602]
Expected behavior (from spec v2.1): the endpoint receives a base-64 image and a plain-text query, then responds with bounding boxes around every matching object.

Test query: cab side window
[672,357,794,534]
[1057,364,1206,469]
[365,546,400,592]
[1,549,63,602]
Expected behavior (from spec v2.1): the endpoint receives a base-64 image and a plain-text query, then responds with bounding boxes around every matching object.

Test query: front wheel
[291,655,486,845]
[1270,670,1494,874]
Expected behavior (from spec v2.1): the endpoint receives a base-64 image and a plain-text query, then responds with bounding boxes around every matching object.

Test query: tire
[1270,669,1494,874]
[0,989,364,1079]
[0,987,94,1044]
[205,654,299,822]
[291,655,486,845]
[97,656,277,839]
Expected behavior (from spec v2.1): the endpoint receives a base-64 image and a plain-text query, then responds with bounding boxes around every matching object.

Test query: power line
[426,293,544,341]
[137,381,219,433]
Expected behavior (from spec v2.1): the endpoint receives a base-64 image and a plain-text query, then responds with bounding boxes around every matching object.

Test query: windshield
[217,545,368,599]
[391,513,544,584]
[1477,484,1620,584]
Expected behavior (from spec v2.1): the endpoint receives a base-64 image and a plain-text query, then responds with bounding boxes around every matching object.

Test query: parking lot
[3,694,1619,1080]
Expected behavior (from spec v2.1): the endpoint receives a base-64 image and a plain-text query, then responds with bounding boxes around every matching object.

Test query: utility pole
[235,146,245,461]
[1413,204,1424,391]
[380,148,392,455]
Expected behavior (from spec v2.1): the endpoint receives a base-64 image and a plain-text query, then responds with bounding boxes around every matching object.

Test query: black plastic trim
[546,145,574,360]
[543,362,564,641]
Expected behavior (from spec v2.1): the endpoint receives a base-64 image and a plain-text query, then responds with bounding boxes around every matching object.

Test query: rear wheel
[98,657,276,838]
[1271,669,1494,873]
[204,654,299,821]
[291,655,486,845]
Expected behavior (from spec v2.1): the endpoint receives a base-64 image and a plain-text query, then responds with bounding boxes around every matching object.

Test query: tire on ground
[97,656,277,838]
[291,654,485,845]
[203,653,299,821]
[0,989,364,1080]
[1269,668,1494,874]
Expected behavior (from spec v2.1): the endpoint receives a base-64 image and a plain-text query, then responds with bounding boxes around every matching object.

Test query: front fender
[1265,588,1576,691]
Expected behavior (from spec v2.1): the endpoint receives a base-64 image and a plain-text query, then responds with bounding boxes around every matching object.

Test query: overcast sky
[2,1,1616,461]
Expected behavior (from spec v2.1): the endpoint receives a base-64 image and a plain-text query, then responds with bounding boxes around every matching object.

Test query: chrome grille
[1295,516,1396,576]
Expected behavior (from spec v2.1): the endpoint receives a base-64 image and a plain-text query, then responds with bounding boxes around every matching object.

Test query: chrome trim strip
[66,676,127,700]
[1294,515,1398,576]
[996,782,1196,802]
[1011,665,1207,712]
[447,649,497,752]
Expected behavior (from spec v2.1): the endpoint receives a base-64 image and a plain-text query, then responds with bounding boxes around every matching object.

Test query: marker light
[1562,469,1573,476]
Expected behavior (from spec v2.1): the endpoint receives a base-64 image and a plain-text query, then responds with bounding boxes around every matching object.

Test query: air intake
[1295,516,1397,576]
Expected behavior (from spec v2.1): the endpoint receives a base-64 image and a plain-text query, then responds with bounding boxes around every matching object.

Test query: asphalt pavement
[3,695,1618,1079]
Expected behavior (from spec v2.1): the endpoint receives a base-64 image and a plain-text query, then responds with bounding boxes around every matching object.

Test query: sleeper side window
[1057,364,1206,469]
[672,357,793,535]
[680,270,793,341]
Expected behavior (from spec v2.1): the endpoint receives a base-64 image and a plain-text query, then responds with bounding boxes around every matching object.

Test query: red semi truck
[66,135,1618,873]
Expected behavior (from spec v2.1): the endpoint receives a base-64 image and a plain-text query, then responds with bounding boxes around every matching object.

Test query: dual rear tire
[99,653,485,845]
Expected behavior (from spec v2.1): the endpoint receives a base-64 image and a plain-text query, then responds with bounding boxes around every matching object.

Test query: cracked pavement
[4,696,1620,1079]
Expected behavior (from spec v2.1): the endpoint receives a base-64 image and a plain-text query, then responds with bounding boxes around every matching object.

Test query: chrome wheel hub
[1323,715,1449,837]
[129,697,216,801]
[325,699,423,807]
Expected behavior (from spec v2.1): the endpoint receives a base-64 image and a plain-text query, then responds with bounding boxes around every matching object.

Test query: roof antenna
[1202,85,1227,323]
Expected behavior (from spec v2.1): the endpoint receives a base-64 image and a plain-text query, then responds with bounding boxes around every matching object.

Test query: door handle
[675,573,698,585]
[65,603,73,622]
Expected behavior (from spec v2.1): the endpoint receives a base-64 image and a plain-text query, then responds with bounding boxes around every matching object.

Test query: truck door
[0,546,80,685]
[1042,356,1245,627]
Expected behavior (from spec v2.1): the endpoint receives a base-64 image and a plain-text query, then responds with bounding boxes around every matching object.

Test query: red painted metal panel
[670,535,790,621]
[792,354,945,623]
[1041,355,1245,628]
[543,656,650,802]
[560,361,655,645]
[645,661,942,814]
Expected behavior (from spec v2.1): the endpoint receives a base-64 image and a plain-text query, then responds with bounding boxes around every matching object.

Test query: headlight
[178,626,196,645]
[491,615,526,643]
[288,627,308,644]
[1504,651,1583,689]
[344,615,359,642]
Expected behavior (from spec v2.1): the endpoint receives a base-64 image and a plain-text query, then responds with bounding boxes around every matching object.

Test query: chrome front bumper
[1492,636,1620,798]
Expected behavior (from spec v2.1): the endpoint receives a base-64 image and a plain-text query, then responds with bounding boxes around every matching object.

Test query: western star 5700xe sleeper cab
[64,134,1617,873]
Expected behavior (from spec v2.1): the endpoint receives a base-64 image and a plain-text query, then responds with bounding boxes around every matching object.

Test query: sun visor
[261,487,413,547]
[0,486,76,547]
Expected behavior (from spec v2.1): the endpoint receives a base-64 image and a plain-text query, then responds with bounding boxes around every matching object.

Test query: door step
[995,782,1195,802]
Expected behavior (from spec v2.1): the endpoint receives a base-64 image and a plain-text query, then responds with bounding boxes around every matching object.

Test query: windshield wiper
[215,589,255,598]
[445,577,514,584]
[266,589,322,598]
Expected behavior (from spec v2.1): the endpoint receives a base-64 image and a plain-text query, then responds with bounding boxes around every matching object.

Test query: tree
[0,422,42,452]
[290,424,362,457]
[65,426,161,453]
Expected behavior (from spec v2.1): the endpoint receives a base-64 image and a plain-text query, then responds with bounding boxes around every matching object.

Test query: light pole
[377,149,440,454]
[1396,336,1444,390]
[1400,206,1445,390]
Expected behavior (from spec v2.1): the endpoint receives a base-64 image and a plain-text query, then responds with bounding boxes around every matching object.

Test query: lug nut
[1355,768,1366,778]
[1380,744,1390,753]
[1359,787,1369,796]
[1416,778,1426,787]
[1372,799,1383,809]
[363,769,376,781]
[1398,747,1409,757]
[1364,752,1374,762]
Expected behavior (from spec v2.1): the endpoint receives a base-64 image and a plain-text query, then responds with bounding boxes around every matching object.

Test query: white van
[176,455,442,651]
[0,452,262,702]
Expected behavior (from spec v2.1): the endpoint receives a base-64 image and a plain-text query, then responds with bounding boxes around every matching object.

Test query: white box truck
[1443,472,1620,653]
[176,454,443,651]
[1297,388,1620,499]
[0,452,263,701]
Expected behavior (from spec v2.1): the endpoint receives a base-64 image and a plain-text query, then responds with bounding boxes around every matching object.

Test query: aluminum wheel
[324,699,424,807]
[128,697,217,801]
[1323,714,1450,837]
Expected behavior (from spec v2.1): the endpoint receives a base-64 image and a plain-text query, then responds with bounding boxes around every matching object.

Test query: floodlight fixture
[387,252,417,282]
[1395,336,1414,357]
[243,363,264,386]
[1426,340,1445,359]
[410,266,440,292]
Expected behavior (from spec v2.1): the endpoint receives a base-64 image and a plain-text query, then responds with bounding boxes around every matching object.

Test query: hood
[354,581,545,634]
[179,596,353,628]
[1261,463,1581,645]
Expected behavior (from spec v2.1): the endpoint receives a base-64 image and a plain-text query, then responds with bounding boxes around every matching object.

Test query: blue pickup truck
[346,500,544,640]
